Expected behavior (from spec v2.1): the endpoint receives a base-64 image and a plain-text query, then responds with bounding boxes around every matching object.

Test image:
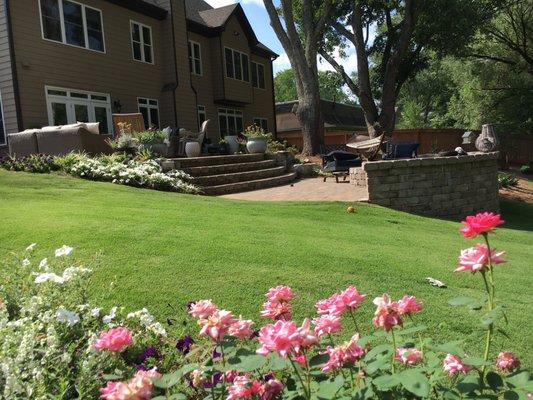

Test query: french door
[45,86,113,133]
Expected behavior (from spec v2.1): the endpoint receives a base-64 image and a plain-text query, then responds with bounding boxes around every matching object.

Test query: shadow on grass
[499,200,533,232]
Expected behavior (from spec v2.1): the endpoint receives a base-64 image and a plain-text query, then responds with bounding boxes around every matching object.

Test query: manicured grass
[1,170,532,368]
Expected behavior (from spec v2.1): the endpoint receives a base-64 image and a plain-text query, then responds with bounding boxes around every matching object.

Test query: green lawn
[1,170,532,368]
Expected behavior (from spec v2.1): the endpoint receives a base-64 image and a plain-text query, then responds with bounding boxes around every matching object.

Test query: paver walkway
[221,177,368,202]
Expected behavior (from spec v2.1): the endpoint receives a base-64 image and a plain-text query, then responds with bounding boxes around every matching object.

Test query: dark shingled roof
[276,100,366,132]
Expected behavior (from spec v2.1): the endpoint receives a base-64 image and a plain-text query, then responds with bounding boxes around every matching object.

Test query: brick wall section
[349,152,500,220]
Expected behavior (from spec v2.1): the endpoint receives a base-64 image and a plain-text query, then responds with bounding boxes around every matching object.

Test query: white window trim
[197,105,206,129]
[251,61,266,90]
[137,97,159,128]
[218,108,243,136]
[252,117,268,131]
[224,47,249,82]
[189,40,203,76]
[0,90,6,145]
[38,0,106,54]
[44,85,113,133]
[130,20,154,65]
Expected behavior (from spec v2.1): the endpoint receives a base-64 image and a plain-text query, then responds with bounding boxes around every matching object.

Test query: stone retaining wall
[349,152,500,219]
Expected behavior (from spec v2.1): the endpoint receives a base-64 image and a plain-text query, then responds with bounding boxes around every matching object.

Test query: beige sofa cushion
[81,122,100,135]
[7,132,39,157]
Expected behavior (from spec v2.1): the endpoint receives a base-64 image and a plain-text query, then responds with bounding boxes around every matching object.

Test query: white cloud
[273,52,290,74]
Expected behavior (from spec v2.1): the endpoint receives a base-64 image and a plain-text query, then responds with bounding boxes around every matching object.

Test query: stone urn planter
[225,135,239,154]
[185,141,201,158]
[143,141,167,157]
[476,124,499,152]
[246,137,267,154]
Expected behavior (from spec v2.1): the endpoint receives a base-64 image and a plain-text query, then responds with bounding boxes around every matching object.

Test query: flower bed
[0,213,530,399]
[0,153,200,194]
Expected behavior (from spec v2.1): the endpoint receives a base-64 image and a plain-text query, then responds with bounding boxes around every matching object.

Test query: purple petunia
[176,335,194,354]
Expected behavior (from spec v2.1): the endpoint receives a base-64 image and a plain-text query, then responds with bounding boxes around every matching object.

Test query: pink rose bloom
[396,348,423,365]
[100,368,160,400]
[260,379,284,400]
[460,212,504,238]
[266,285,294,303]
[443,354,472,375]
[256,320,298,358]
[189,300,217,319]
[456,244,506,273]
[339,286,367,310]
[496,352,520,371]
[260,300,292,321]
[224,370,238,383]
[372,294,402,331]
[313,314,342,337]
[198,309,235,341]
[94,327,133,352]
[290,318,318,353]
[294,354,307,365]
[321,334,364,373]
[229,316,254,340]
[397,295,422,315]
[226,375,262,400]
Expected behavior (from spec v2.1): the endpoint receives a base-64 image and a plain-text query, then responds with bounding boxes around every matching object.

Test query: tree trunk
[297,92,324,155]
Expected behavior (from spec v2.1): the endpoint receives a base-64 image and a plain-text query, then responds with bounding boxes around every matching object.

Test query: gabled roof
[185,0,278,58]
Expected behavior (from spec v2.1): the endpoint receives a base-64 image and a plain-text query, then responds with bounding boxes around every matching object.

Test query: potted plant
[218,138,229,155]
[134,131,168,157]
[243,124,269,154]
[224,135,239,154]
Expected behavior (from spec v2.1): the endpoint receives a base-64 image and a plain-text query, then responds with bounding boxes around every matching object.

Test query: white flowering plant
[0,245,186,399]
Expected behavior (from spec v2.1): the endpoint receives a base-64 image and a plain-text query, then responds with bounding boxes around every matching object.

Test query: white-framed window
[224,47,249,82]
[188,40,202,75]
[45,86,112,133]
[138,97,159,129]
[197,105,206,130]
[251,62,266,89]
[252,117,268,132]
[0,90,6,145]
[38,0,105,53]
[218,108,243,137]
[131,21,153,64]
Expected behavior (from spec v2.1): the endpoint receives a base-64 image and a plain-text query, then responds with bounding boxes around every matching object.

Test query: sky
[203,0,359,76]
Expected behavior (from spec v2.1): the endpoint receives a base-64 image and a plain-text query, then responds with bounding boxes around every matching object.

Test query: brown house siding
[0,0,19,139]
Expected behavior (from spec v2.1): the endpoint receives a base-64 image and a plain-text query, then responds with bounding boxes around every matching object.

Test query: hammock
[346,134,387,160]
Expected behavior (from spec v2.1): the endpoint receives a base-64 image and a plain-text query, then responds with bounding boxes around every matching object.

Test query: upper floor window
[131,21,153,64]
[224,48,249,82]
[188,41,202,75]
[39,0,105,52]
[251,62,266,89]
[138,97,159,128]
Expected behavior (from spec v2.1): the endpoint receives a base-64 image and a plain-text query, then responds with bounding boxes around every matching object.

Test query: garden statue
[476,123,499,152]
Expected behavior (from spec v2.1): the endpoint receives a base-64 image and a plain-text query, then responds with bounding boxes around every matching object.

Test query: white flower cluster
[127,308,167,337]
[65,157,200,194]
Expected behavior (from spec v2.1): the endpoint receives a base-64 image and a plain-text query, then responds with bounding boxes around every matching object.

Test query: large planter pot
[144,141,167,157]
[185,141,201,157]
[246,137,267,154]
[225,135,239,154]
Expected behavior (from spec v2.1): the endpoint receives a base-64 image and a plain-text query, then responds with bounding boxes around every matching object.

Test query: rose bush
[0,212,531,399]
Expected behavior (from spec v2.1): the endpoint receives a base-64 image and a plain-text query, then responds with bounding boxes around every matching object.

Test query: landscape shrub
[0,213,530,399]
[520,165,531,175]
[498,173,519,188]
[0,154,59,173]
[133,131,168,144]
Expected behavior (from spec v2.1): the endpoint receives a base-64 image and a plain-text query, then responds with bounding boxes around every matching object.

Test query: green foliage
[0,154,59,173]
[107,134,139,153]
[274,69,356,104]
[265,133,299,155]
[498,173,519,188]
[520,165,531,175]
[133,130,168,144]
[243,124,270,140]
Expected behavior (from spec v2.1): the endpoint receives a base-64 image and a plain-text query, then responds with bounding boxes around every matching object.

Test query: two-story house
[0,0,278,148]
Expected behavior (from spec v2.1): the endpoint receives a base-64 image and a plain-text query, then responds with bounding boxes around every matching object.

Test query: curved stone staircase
[161,154,296,195]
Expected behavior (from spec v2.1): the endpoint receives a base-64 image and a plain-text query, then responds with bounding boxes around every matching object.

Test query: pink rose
[226,375,262,400]
[189,300,217,319]
[496,352,520,371]
[266,285,294,302]
[443,354,472,375]
[313,314,342,337]
[397,295,422,315]
[315,286,366,317]
[260,300,292,321]
[395,348,423,365]
[460,212,504,238]
[260,379,284,400]
[321,334,364,373]
[291,318,318,352]
[228,316,254,340]
[224,370,238,383]
[93,327,133,352]
[198,309,235,341]
[256,320,298,358]
[100,368,160,399]
[339,286,367,310]
[456,244,506,273]
[372,294,402,331]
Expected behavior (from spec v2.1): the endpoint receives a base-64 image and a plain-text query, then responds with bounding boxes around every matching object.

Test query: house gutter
[5,0,23,132]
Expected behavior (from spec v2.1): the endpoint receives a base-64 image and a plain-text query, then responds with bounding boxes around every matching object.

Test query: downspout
[5,0,23,132]
[270,57,277,139]
[169,0,178,126]
[184,30,199,130]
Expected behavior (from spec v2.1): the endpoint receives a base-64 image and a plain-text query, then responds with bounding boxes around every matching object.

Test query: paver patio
[221,177,368,201]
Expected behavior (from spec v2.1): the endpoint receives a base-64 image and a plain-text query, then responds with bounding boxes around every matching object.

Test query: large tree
[274,69,356,104]
[320,0,497,138]
[263,0,334,155]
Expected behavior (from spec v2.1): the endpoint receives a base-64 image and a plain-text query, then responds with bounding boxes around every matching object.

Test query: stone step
[184,159,277,176]
[194,166,286,186]
[202,172,297,196]
[162,154,264,170]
